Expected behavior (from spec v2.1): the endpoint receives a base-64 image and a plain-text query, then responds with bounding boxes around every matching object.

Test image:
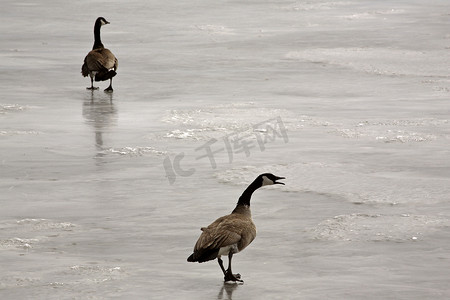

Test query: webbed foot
[224,271,243,283]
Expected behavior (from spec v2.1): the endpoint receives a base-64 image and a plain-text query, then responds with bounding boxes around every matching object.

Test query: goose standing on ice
[187,173,285,282]
[81,17,118,92]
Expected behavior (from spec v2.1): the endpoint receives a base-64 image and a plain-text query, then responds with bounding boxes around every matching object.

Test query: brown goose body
[187,173,285,282]
[81,17,118,92]
[82,48,118,79]
[189,206,256,263]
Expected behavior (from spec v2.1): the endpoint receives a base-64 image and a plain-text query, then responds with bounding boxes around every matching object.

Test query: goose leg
[218,257,227,275]
[224,252,243,282]
[104,78,113,92]
[87,76,99,90]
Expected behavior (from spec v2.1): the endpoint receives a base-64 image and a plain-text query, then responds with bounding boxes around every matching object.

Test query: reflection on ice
[82,90,117,151]
[217,282,239,300]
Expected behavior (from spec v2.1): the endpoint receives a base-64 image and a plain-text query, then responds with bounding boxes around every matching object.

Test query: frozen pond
[1,0,450,299]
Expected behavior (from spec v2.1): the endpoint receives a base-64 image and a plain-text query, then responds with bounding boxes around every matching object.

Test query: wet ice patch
[69,265,123,273]
[340,9,405,20]
[0,276,41,289]
[194,24,235,35]
[0,104,28,114]
[334,118,447,143]
[374,131,437,143]
[162,102,299,141]
[285,48,449,77]
[0,265,125,291]
[62,264,126,285]
[280,1,351,12]
[0,237,38,250]
[0,130,42,136]
[100,146,167,157]
[423,78,450,93]
[0,219,77,251]
[312,213,450,242]
[164,128,219,140]
[215,166,266,186]
[295,115,334,128]
[336,128,437,143]
[15,218,76,231]
[216,162,450,205]
[287,115,448,143]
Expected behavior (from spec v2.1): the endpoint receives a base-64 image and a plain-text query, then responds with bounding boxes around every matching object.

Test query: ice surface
[1,0,450,299]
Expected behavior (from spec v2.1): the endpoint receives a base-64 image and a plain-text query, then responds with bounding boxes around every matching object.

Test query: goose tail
[187,248,219,263]
[187,253,196,262]
[81,63,89,77]
[95,70,117,81]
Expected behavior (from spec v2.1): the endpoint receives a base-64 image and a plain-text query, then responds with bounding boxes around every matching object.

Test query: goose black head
[259,173,285,186]
[96,17,110,26]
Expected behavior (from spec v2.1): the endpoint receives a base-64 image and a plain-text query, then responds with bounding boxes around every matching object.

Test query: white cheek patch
[262,176,274,186]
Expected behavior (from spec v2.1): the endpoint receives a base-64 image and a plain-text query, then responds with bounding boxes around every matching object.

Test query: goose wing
[188,215,243,262]
[195,216,243,251]
[188,214,257,263]
[83,48,118,74]
[101,48,118,70]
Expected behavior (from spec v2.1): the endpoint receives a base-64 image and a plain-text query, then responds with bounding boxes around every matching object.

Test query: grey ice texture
[1,0,450,299]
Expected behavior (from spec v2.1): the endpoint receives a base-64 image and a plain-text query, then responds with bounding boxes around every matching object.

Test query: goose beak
[274,176,285,185]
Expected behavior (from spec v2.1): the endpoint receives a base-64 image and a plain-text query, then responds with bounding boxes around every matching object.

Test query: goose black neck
[93,22,104,50]
[234,179,261,209]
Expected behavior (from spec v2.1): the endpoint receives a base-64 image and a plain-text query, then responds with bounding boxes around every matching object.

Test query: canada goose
[187,173,285,282]
[81,17,118,92]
